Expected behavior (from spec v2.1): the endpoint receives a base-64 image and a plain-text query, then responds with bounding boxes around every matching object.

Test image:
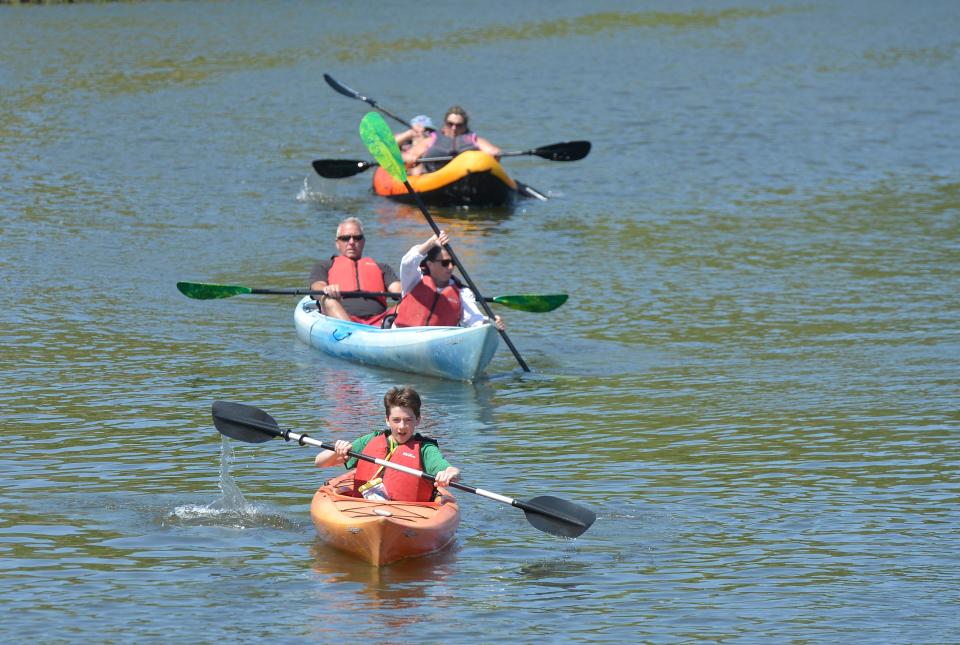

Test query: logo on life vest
[401,450,416,459]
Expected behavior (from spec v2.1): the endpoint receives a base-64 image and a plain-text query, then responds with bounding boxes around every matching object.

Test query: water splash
[166,437,293,529]
[297,176,338,203]
[210,435,255,510]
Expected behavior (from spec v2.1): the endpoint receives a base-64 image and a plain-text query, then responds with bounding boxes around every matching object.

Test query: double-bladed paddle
[212,401,596,539]
[359,111,532,372]
[311,141,590,179]
[176,281,568,313]
[322,73,549,200]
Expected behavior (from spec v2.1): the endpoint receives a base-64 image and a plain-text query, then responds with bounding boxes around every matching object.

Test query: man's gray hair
[336,217,364,237]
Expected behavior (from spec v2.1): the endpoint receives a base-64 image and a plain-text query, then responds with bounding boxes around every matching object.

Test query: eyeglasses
[337,234,365,242]
[445,120,465,129]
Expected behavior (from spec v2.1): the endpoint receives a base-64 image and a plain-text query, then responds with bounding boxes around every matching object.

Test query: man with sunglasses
[391,230,505,330]
[401,105,501,175]
[309,217,401,325]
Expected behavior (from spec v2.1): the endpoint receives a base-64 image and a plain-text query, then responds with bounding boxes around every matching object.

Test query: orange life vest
[393,274,461,328]
[327,256,387,309]
[353,432,437,502]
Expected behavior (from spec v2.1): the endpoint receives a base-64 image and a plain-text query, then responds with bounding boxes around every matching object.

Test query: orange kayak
[372,150,520,207]
[310,470,460,566]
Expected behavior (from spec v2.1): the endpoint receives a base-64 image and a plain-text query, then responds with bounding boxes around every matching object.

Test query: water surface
[1,1,958,642]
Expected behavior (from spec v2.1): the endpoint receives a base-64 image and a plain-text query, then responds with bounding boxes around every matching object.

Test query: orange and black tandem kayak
[373,150,521,207]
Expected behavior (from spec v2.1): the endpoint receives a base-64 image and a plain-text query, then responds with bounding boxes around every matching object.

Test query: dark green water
[2,1,958,642]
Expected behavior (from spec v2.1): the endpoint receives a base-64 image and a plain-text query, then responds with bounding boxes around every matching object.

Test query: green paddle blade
[491,293,568,313]
[359,111,406,183]
[177,281,252,300]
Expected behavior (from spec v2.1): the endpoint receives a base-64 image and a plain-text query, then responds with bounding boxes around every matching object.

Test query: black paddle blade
[311,159,375,179]
[323,73,363,100]
[211,401,282,444]
[533,140,591,161]
[517,181,548,201]
[520,495,597,538]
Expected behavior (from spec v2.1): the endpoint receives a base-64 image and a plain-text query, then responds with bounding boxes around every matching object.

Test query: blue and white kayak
[294,297,499,381]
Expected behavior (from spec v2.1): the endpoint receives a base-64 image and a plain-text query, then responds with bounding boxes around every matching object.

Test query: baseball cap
[411,115,434,129]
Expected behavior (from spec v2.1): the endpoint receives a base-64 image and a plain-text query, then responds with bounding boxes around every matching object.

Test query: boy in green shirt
[314,386,460,498]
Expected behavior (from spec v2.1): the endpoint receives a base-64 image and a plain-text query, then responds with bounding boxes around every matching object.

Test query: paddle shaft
[324,73,411,129]
[418,140,589,167]
[243,288,393,298]
[402,180,531,371]
[237,287,520,307]
[419,152,520,163]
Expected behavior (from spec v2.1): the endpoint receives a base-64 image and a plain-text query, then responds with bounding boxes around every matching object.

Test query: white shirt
[399,244,488,327]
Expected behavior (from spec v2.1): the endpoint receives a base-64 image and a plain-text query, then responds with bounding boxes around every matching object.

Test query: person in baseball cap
[395,115,435,151]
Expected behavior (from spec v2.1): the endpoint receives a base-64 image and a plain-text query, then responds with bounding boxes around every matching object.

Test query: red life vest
[327,255,387,309]
[393,274,462,328]
[353,432,437,502]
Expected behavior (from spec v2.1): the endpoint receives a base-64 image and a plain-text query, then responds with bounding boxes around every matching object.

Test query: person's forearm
[399,245,427,294]
[314,449,343,467]
[460,289,487,327]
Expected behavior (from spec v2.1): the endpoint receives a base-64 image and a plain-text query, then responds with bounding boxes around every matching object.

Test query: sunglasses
[445,120,465,128]
[337,234,365,242]
[433,259,454,267]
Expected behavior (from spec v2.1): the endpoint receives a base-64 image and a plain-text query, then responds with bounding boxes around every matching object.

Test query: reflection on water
[306,539,460,634]
[517,556,590,586]
[384,201,520,225]
[299,359,499,443]
[309,538,459,589]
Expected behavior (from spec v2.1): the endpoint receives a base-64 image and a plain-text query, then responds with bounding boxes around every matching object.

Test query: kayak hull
[294,297,499,381]
[373,150,520,207]
[311,471,460,566]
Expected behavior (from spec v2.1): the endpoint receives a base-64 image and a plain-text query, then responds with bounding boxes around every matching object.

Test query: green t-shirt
[345,430,451,476]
